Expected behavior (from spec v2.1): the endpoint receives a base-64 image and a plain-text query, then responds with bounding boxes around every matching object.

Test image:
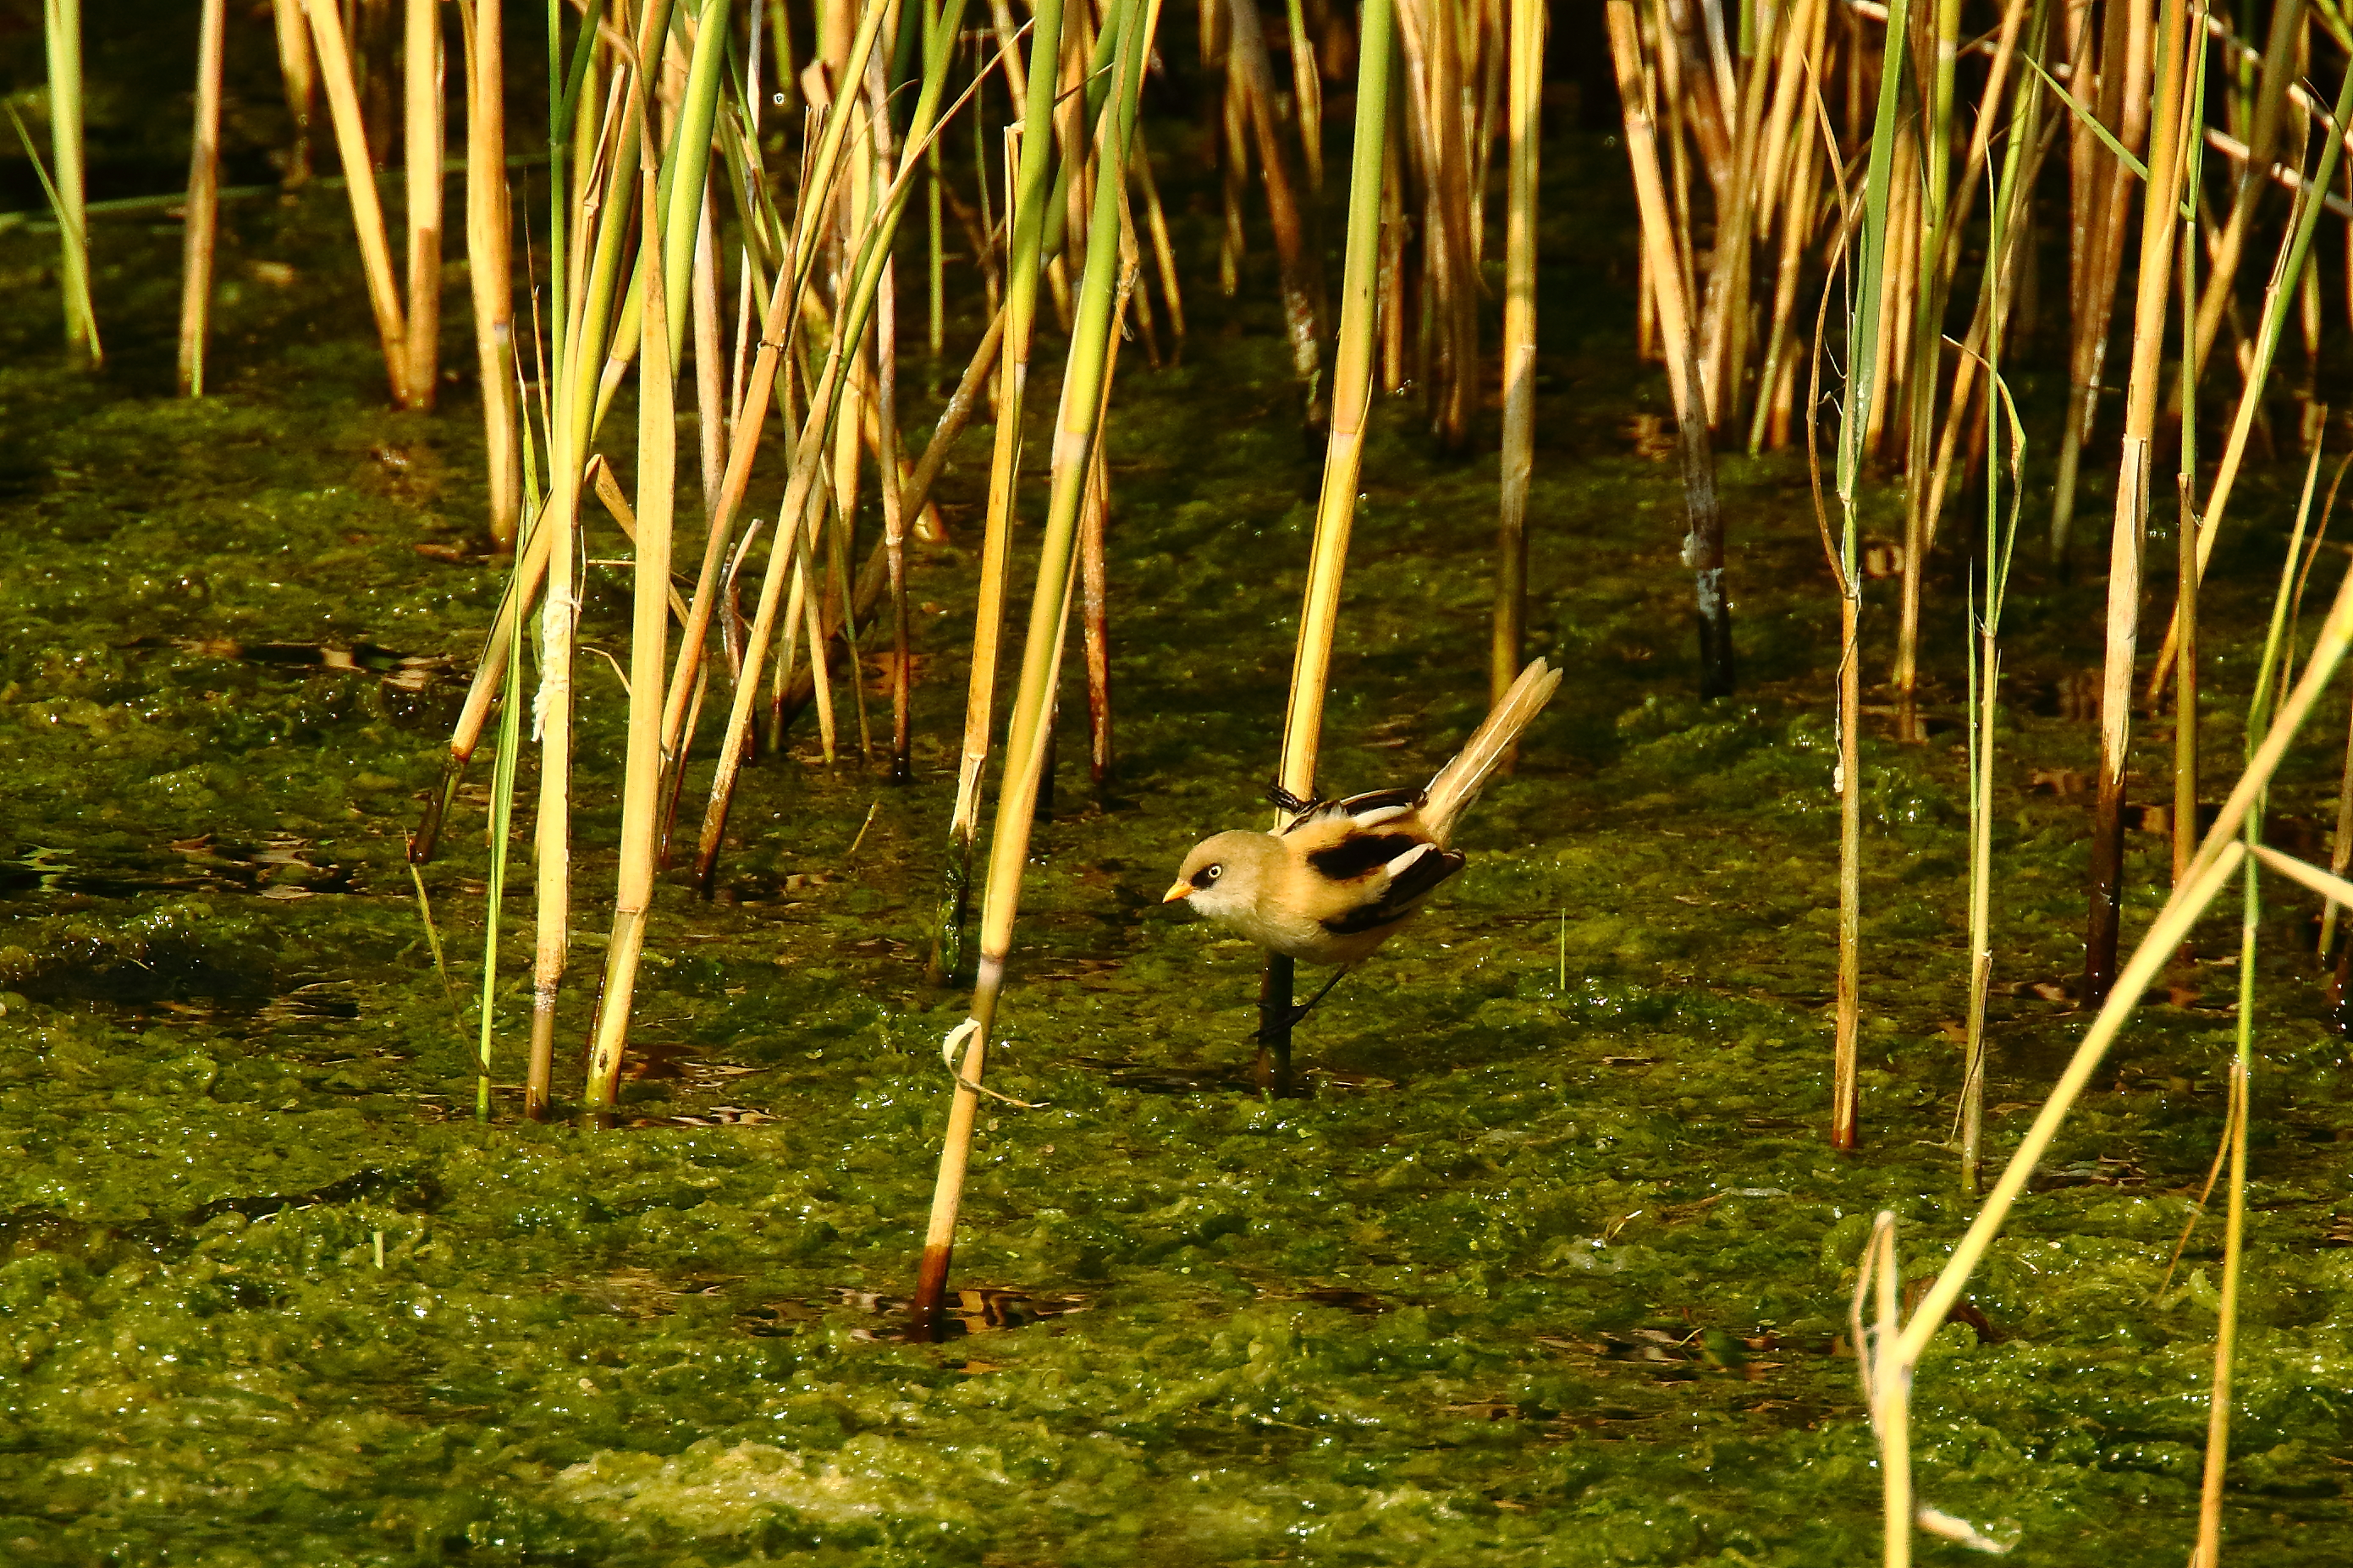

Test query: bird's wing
[1319,841,1464,934]
[1281,787,1424,836]
[1305,830,1427,881]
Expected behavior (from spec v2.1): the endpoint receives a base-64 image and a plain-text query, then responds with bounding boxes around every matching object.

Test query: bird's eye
[1205,864,1222,880]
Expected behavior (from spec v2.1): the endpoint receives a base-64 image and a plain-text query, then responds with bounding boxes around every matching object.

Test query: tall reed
[1491,0,1540,716]
[302,0,412,404]
[41,0,97,366]
[931,0,1072,983]
[1254,0,1398,1084]
[404,0,444,411]
[911,0,1159,1341]
[268,0,317,184]
[2084,0,2191,1005]
[178,0,229,399]
[462,0,521,548]
[583,79,679,1106]
[1828,0,1921,1151]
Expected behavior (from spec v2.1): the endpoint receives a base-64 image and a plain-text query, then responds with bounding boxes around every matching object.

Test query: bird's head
[1162,830,1276,922]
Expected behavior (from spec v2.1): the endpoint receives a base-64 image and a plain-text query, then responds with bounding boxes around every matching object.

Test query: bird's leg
[1254,954,1296,1095]
[1255,965,1351,1044]
[1285,965,1353,1028]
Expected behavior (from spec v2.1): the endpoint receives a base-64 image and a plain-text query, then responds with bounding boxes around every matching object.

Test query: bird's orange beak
[1160,880,1193,904]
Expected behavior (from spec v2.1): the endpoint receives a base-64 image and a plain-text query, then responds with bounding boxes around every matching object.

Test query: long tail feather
[1421,658,1562,843]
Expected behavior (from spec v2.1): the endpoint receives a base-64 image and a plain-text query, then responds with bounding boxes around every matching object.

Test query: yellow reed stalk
[655,0,900,773]
[688,24,979,894]
[460,0,519,548]
[1852,1213,1913,1567]
[1897,564,2353,1368]
[267,0,316,185]
[1130,124,1186,343]
[531,0,669,1110]
[2084,0,2191,1005]
[911,0,1159,1342]
[178,0,228,399]
[301,0,411,405]
[583,98,678,1105]
[1606,8,1731,699]
[404,0,444,410]
[42,0,97,366]
[1394,0,1476,453]
[934,3,1071,983]
[1284,0,1323,194]
[2048,0,2149,564]
[1490,0,1540,714]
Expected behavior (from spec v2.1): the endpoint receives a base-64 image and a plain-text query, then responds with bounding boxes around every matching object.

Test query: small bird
[1162,658,1562,1018]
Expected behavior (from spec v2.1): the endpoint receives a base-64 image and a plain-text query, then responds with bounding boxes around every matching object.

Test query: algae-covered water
[6,69,2353,1566]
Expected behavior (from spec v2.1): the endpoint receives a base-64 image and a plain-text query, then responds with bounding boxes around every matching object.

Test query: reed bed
[30,0,2353,1558]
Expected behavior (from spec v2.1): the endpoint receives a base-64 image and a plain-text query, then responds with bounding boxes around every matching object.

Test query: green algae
[1,135,2351,1568]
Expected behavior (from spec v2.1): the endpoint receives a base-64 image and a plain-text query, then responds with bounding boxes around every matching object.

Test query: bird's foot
[1266,782,1319,817]
[1251,1004,1316,1047]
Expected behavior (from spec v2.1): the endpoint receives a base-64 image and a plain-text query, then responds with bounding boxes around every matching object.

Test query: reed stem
[583,97,679,1106]
[42,0,98,367]
[912,0,1158,1342]
[1491,0,1540,717]
[461,0,520,547]
[404,0,444,410]
[302,0,411,404]
[2085,0,2190,1005]
[268,0,317,185]
[178,0,228,399]
[934,0,1072,984]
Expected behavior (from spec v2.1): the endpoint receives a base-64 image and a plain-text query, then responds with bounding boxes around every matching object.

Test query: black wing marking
[1320,845,1464,934]
[1281,787,1424,835]
[1307,831,1426,881]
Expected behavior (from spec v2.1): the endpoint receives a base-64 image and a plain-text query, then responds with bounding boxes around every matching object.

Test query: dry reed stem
[177,0,227,399]
[936,6,1068,981]
[582,101,678,1107]
[2085,0,2190,1005]
[404,0,444,411]
[532,0,672,1112]
[1853,1213,1913,1566]
[1228,0,1328,425]
[301,0,411,404]
[912,0,1159,1342]
[267,0,316,185]
[2146,70,2353,698]
[1284,0,1324,193]
[460,0,519,548]
[1606,5,1731,698]
[1491,0,1540,712]
[2190,0,2303,385]
[1897,564,2353,1369]
[1394,0,1476,452]
[692,187,726,510]
[1279,0,1396,808]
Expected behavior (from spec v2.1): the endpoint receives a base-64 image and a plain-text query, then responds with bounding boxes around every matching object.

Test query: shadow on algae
[2,129,2352,1568]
